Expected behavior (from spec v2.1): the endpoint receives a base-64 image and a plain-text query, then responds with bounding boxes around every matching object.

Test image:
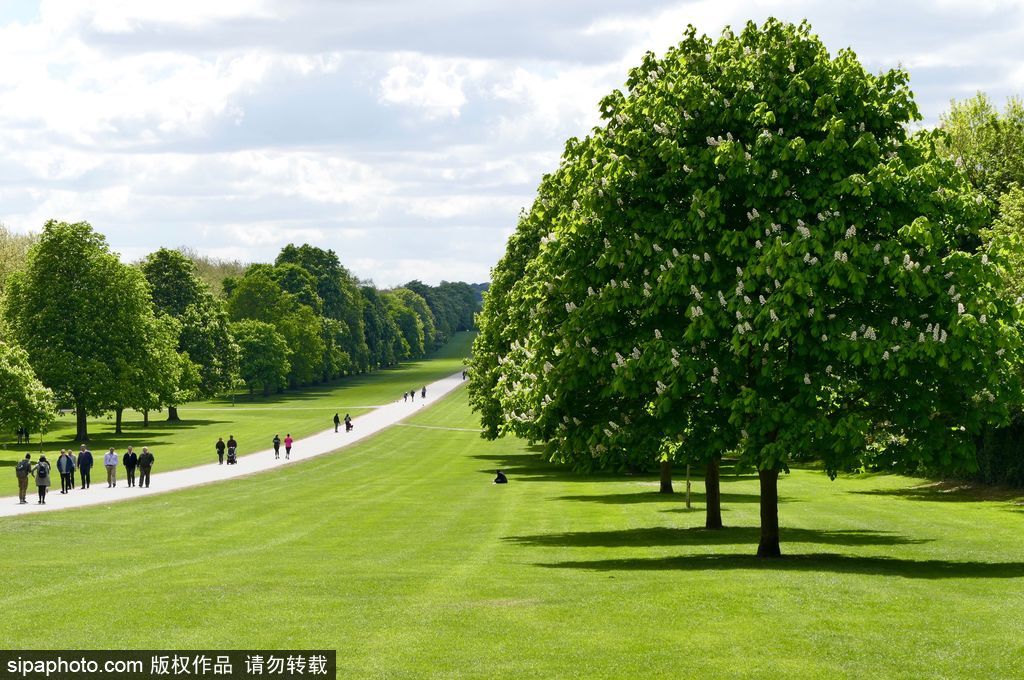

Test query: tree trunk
[115,407,124,434]
[757,467,782,558]
[75,399,89,442]
[143,410,149,427]
[659,459,673,494]
[166,406,180,422]
[705,457,723,529]
[263,385,271,397]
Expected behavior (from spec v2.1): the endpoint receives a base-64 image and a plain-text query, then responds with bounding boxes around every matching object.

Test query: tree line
[0,221,480,441]
[470,19,1024,557]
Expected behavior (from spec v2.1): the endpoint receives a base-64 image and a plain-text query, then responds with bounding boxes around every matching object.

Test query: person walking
[104,448,118,487]
[15,454,32,504]
[344,413,352,432]
[77,445,93,489]
[410,389,415,402]
[67,450,76,489]
[272,434,281,460]
[56,450,73,494]
[283,434,293,460]
[334,413,341,433]
[123,446,138,488]
[421,386,426,400]
[34,455,51,504]
[216,437,226,465]
[403,392,408,403]
[137,447,154,488]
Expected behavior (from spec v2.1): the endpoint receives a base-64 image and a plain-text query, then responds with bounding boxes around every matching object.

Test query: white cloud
[379,55,487,119]
[1,1,1022,285]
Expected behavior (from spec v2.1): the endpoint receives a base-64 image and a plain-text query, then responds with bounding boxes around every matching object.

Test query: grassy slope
[0,332,473,474]
[1,385,1023,678]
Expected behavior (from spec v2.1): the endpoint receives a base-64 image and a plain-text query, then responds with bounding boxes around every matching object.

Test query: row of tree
[0,221,480,441]
[470,19,1024,557]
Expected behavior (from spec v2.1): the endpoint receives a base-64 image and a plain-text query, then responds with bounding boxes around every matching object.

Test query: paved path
[1,372,467,517]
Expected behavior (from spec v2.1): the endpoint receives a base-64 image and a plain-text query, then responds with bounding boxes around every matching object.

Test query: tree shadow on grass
[531,552,1024,579]
[473,453,629,484]
[853,479,1024,505]
[555,491,764,505]
[505,526,930,549]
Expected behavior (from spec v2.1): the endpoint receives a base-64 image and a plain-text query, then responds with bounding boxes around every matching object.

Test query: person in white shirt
[104,448,119,488]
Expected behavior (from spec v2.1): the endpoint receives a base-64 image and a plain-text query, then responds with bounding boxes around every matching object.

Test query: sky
[1,1,1022,286]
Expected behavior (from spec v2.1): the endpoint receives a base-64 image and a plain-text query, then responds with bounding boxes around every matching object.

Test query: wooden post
[685,464,691,509]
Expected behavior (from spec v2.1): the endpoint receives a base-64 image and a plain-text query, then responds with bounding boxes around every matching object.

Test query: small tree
[0,341,56,438]
[140,248,237,421]
[233,319,291,397]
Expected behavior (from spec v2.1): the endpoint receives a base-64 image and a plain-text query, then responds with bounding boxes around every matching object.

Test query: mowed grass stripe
[0,384,1022,677]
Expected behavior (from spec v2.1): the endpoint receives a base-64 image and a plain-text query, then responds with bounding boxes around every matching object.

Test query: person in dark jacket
[15,454,32,504]
[34,455,51,504]
[77,445,93,489]
[421,386,426,399]
[226,436,237,459]
[410,388,415,402]
[272,434,281,459]
[344,413,352,432]
[56,450,73,494]
[123,446,139,487]
[334,413,341,433]
[67,451,76,489]
[216,437,226,465]
[493,470,508,484]
[137,447,154,488]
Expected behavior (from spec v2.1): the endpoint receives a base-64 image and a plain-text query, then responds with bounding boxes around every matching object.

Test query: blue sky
[1,0,1022,285]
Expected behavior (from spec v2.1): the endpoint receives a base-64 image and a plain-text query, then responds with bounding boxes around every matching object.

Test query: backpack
[15,460,30,477]
[36,462,49,479]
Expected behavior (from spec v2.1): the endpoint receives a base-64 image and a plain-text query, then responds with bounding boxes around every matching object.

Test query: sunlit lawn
[2,377,1022,678]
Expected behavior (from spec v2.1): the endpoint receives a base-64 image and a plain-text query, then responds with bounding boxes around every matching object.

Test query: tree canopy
[4,221,173,440]
[472,19,1023,557]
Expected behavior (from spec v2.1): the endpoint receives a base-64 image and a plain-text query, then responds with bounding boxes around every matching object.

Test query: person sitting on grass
[494,470,508,484]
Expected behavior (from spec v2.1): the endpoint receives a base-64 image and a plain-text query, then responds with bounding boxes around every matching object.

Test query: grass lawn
[1,379,1023,678]
[0,332,473,474]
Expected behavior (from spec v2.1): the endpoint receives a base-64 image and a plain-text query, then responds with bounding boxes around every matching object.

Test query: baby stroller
[226,447,238,465]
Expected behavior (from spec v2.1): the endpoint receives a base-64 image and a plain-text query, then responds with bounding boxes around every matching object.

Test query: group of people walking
[13,403,377,506]
[14,444,155,505]
[402,386,427,403]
